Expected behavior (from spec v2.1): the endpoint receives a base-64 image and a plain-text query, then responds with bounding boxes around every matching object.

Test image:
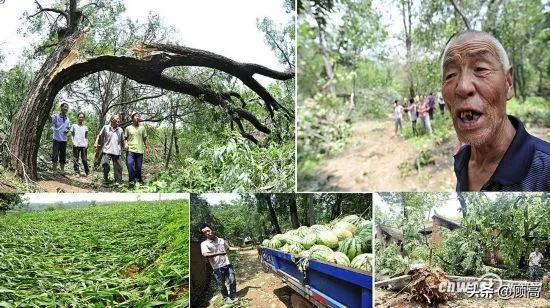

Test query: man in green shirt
[124,112,151,186]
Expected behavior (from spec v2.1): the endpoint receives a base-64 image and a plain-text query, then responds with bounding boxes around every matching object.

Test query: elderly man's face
[441,35,513,146]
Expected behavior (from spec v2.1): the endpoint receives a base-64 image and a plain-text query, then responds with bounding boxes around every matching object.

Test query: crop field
[0,200,188,307]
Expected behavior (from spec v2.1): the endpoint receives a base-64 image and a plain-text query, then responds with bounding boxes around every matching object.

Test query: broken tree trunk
[7,34,294,180]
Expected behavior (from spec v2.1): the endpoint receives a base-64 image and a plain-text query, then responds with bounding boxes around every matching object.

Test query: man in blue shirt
[441,30,549,191]
[50,102,71,174]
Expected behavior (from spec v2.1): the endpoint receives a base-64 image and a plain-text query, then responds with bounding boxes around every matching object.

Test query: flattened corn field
[0,200,188,307]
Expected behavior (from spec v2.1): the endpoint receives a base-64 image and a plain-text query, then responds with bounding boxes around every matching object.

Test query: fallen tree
[6,0,294,180]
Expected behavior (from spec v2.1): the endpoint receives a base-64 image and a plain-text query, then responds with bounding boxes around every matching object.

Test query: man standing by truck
[200,224,237,304]
[529,247,544,281]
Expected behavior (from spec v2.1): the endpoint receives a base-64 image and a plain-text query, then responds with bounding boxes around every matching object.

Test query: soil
[300,118,457,192]
[375,286,550,308]
[300,118,549,192]
[209,247,291,308]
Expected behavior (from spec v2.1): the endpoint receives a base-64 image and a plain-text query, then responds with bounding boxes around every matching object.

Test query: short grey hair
[441,30,510,75]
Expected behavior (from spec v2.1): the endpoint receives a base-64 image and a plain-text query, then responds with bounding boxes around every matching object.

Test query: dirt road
[209,248,291,308]
[299,119,457,192]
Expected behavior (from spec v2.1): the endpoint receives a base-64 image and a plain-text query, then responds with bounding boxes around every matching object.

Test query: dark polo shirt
[454,116,550,191]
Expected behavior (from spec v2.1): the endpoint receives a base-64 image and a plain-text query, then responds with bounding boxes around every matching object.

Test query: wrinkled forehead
[443,35,501,70]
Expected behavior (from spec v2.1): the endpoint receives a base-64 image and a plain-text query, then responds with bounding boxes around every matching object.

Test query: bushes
[375,240,410,276]
[297,95,352,178]
[507,97,550,127]
[434,229,484,276]
[140,135,294,192]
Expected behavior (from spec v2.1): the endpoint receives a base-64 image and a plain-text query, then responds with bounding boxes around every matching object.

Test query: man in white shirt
[71,112,89,177]
[94,115,124,183]
[393,100,403,137]
[529,247,544,281]
[200,224,237,304]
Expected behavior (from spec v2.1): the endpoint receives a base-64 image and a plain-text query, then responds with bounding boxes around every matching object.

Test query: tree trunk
[457,193,468,218]
[265,195,281,234]
[331,194,343,220]
[307,194,315,226]
[7,32,85,179]
[165,121,175,169]
[288,194,300,229]
[6,36,293,179]
[401,0,415,99]
[315,25,335,94]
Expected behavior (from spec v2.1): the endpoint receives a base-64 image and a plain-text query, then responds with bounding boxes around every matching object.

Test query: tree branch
[449,0,471,29]
[47,37,293,142]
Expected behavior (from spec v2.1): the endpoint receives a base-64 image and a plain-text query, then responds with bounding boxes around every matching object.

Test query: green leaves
[0,200,188,306]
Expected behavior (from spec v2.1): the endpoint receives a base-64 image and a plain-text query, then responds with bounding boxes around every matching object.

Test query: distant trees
[192,193,373,245]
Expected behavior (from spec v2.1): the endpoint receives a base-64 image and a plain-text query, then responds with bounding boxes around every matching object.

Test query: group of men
[393,92,445,137]
[50,102,150,186]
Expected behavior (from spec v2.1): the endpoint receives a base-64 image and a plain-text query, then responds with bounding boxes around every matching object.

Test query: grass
[507,97,550,127]
[0,199,189,307]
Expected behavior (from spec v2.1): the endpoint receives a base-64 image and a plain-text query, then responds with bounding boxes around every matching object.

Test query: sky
[0,0,291,76]
[200,193,240,206]
[374,192,461,220]
[23,192,189,204]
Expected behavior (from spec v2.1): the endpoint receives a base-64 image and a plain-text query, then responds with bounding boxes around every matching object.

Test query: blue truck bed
[259,246,373,308]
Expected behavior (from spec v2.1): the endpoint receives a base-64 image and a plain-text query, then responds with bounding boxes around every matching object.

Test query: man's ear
[505,66,514,100]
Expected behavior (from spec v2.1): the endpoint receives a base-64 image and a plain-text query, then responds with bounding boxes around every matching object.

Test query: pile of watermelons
[261,215,373,272]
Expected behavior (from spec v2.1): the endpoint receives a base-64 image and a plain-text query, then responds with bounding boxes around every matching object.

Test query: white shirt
[529,252,543,267]
[201,237,230,269]
[393,105,403,120]
[71,124,88,147]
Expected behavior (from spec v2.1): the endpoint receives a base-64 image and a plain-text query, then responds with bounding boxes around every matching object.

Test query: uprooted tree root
[408,267,453,305]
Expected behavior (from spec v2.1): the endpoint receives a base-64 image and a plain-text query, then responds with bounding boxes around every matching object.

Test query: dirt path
[300,118,457,192]
[36,163,162,192]
[209,248,291,308]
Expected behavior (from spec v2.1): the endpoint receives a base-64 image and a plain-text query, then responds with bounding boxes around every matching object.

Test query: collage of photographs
[0,0,548,307]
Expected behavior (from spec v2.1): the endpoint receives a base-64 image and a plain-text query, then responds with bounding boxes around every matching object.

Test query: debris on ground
[407,266,452,304]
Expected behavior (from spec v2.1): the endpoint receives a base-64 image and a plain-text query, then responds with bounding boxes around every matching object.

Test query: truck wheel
[290,293,314,308]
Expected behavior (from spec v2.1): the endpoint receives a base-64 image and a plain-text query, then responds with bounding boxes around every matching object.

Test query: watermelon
[309,248,334,262]
[334,221,357,234]
[283,234,302,245]
[287,243,304,254]
[309,244,334,253]
[272,234,285,242]
[337,236,365,260]
[358,219,372,230]
[351,253,373,272]
[268,238,284,249]
[299,250,312,258]
[300,233,317,249]
[332,228,353,241]
[310,224,330,232]
[316,231,339,249]
[332,251,351,266]
[340,215,362,226]
[261,239,270,246]
[279,244,290,253]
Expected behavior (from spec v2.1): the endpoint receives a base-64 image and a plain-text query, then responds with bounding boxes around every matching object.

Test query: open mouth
[458,110,482,123]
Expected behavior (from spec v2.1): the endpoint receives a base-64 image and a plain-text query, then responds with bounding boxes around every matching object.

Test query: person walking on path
[94,115,124,183]
[70,112,89,177]
[200,224,238,304]
[418,96,433,135]
[437,91,445,115]
[427,92,436,119]
[393,100,403,137]
[50,102,71,174]
[405,98,418,136]
[124,112,151,187]
[529,247,544,281]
